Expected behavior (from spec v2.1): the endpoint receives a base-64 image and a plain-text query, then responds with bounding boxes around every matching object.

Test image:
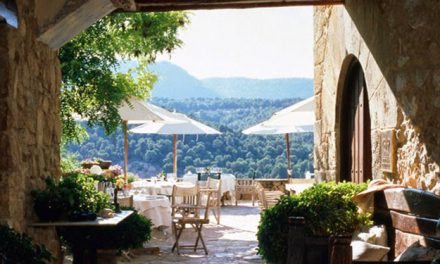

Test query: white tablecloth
[182,173,236,195]
[133,194,171,227]
[131,180,175,195]
[132,180,195,195]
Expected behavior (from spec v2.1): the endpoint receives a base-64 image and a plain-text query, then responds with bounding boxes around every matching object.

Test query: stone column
[0,0,62,258]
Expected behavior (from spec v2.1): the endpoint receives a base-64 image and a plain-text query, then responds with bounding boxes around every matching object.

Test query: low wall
[255,179,289,193]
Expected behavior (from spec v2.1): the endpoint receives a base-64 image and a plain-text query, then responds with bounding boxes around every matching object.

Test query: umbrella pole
[123,120,128,182]
[285,133,292,180]
[173,134,177,175]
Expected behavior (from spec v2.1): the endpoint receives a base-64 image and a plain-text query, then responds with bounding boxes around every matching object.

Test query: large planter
[98,161,112,170]
[287,217,352,264]
[33,198,64,222]
[81,162,99,169]
[97,249,117,264]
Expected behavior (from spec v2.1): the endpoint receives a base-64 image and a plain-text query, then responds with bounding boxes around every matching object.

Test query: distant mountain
[149,62,219,99]
[118,61,313,99]
[201,77,313,99]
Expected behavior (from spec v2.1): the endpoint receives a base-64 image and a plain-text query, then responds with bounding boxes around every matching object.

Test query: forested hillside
[67,98,314,179]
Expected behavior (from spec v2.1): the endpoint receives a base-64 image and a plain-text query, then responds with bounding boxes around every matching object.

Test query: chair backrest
[171,183,212,220]
[206,177,221,191]
[171,184,201,218]
[236,178,255,194]
[172,184,199,205]
[236,178,255,187]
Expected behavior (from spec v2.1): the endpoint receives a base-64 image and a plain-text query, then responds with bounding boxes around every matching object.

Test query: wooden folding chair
[235,178,256,206]
[171,184,211,255]
[200,177,221,224]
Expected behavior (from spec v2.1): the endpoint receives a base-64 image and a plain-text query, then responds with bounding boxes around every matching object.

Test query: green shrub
[257,181,371,264]
[59,173,111,213]
[59,212,152,251]
[32,174,112,221]
[0,225,53,264]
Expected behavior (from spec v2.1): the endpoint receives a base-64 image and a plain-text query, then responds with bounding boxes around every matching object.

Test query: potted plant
[31,177,66,221]
[0,224,53,263]
[32,174,112,222]
[81,158,99,169]
[96,158,112,170]
[126,174,136,189]
[58,212,152,263]
[257,181,371,264]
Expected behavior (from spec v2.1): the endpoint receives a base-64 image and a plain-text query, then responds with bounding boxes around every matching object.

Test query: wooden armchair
[200,177,221,224]
[256,184,284,211]
[171,184,211,255]
[235,178,256,206]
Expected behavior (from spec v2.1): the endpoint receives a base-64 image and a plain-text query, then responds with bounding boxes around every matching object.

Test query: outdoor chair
[200,177,222,224]
[256,185,284,211]
[171,184,211,255]
[235,178,256,206]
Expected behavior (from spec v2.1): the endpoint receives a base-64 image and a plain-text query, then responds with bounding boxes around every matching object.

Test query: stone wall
[255,179,289,193]
[314,0,440,194]
[0,0,61,258]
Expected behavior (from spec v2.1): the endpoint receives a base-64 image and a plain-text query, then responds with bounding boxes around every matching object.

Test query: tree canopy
[60,12,189,142]
[67,98,314,179]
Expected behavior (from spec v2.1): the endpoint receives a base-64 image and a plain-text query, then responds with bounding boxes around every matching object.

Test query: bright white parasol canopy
[242,97,315,135]
[118,97,164,123]
[242,97,315,179]
[130,105,221,175]
[118,97,184,181]
[130,112,221,135]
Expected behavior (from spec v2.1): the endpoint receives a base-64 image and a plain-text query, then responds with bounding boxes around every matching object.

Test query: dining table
[182,173,236,205]
[131,180,175,195]
[30,210,134,264]
[182,173,236,195]
[132,194,172,228]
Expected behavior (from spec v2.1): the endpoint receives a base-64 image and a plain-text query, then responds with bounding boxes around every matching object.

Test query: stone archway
[336,56,372,183]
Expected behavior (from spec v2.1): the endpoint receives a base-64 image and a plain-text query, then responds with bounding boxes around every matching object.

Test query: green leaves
[60,12,188,143]
[0,225,53,264]
[257,181,371,263]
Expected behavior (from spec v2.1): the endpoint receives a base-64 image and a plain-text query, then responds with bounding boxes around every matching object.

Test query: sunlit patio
[126,202,261,264]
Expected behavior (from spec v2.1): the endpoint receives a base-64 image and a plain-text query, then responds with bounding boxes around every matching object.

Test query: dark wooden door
[340,62,372,183]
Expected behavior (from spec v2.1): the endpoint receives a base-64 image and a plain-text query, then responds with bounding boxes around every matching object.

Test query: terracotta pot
[81,162,98,169]
[99,161,112,169]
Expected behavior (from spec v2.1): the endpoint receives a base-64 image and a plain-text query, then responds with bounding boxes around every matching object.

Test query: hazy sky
[157,7,313,79]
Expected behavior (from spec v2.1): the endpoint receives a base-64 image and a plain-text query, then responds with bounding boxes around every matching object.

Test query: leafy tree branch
[60,12,189,142]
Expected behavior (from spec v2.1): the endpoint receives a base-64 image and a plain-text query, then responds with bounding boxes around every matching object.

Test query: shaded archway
[337,56,372,183]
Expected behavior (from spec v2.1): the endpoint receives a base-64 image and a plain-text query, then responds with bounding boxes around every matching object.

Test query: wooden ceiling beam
[129,0,343,12]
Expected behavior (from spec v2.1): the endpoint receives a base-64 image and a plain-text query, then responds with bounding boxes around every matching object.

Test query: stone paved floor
[121,201,262,263]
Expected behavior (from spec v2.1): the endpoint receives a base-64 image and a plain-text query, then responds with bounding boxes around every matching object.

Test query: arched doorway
[340,59,372,183]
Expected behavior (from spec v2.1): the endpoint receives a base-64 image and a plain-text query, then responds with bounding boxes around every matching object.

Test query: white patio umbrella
[242,97,315,179]
[74,97,181,181]
[130,109,221,175]
[118,97,181,181]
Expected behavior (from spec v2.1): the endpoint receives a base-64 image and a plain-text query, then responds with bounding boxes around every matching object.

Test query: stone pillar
[0,0,61,258]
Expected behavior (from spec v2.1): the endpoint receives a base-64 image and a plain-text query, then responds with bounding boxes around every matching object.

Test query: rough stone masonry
[313,0,440,194]
[0,0,62,257]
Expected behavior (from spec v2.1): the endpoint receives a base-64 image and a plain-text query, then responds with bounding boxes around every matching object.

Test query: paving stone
[118,202,262,263]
